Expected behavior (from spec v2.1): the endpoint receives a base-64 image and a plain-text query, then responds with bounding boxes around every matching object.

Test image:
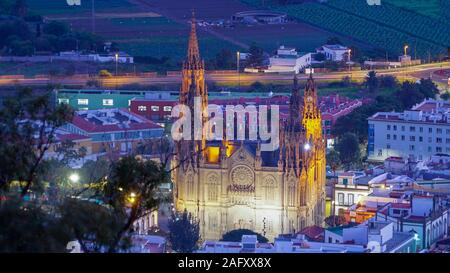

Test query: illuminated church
[171,16,326,241]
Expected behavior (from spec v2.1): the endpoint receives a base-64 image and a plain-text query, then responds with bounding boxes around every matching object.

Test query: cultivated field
[25,0,242,60]
[137,0,368,54]
[384,0,442,19]
[242,0,449,59]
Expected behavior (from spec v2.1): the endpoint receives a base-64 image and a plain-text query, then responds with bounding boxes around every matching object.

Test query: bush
[221,229,269,243]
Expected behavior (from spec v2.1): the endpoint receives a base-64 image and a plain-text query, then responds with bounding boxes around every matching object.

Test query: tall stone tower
[177,12,209,163]
[301,73,326,226]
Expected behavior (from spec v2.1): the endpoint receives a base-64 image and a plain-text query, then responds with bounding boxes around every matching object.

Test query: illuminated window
[103,99,113,106]
[58,98,69,104]
[151,106,159,111]
[138,105,147,111]
[163,106,172,112]
[78,99,88,105]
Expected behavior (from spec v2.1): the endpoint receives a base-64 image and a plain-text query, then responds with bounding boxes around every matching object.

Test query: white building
[316,44,350,62]
[376,194,448,250]
[333,172,372,216]
[368,99,450,162]
[196,234,366,253]
[324,220,417,253]
[266,46,312,73]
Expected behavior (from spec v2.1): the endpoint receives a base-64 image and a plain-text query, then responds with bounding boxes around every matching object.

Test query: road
[0,62,449,88]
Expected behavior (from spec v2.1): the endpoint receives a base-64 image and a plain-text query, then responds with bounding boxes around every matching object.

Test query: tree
[0,198,71,253]
[43,21,70,37]
[326,150,341,174]
[221,229,268,243]
[379,75,398,89]
[246,43,264,68]
[0,88,73,196]
[215,48,235,69]
[168,209,200,253]
[326,36,342,45]
[365,70,379,93]
[335,133,360,169]
[441,92,450,101]
[103,156,168,252]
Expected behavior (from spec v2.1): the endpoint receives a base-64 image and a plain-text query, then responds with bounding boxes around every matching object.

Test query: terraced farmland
[279,4,447,58]
[324,0,450,47]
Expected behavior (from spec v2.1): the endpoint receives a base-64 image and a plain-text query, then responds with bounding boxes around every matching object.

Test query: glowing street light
[304,143,311,151]
[128,192,137,204]
[404,45,409,56]
[69,173,80,183]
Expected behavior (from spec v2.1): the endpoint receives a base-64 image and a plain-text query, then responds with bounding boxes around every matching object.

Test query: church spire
[187,11,200,65]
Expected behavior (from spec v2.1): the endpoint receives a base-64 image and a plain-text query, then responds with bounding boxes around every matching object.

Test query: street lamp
[404,45,409,56]
[236,51,241,91]
[69,173,79,183]
[115,53,119,76]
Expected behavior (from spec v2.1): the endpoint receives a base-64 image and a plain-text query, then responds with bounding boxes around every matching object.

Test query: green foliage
[43,21,69,36]
[59,198,130,253]
[365,71,379,93]
[221,229,269,243]
[0,88,73,196]
[0,198,71,253]
[246,43,265,67]
[326,150,341,172]
[168,209,200,253]
[335,133,360,169]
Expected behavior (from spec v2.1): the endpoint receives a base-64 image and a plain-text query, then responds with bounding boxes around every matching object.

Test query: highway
[0,62,449,88]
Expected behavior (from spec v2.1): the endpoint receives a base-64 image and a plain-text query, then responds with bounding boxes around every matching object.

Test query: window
[409,126,415,132]
[151,106,159,111]
[409,145,415,151]
[436,147,442,153]
[447,138,450,144]
[429,128,433,133]
[378,149,382,156]
[428,137,432,143]
[163,106,172,112]
[58,98,69,104]
[437,138,443,143]
[446,129,450,134]
[437,128,442,134]
[410,136,415,141]
[401,135,405,141]
[387,125,391,130]
[78,99,88,105]
[393,135,397,140]
[401,126,405,132]
[393,125,397,131]
[387,144,391,149]
[103,99,113,106]
[338,193,344,205]
[348,194,354,205]
[343,178,348,185]
[387,134,391,140]
[428,146,432,152]
[419,136,423,142]
[138,105,147,111]
[420,127,423,133]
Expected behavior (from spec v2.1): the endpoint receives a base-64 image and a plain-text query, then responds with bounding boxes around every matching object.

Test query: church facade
[171,16,326,241]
